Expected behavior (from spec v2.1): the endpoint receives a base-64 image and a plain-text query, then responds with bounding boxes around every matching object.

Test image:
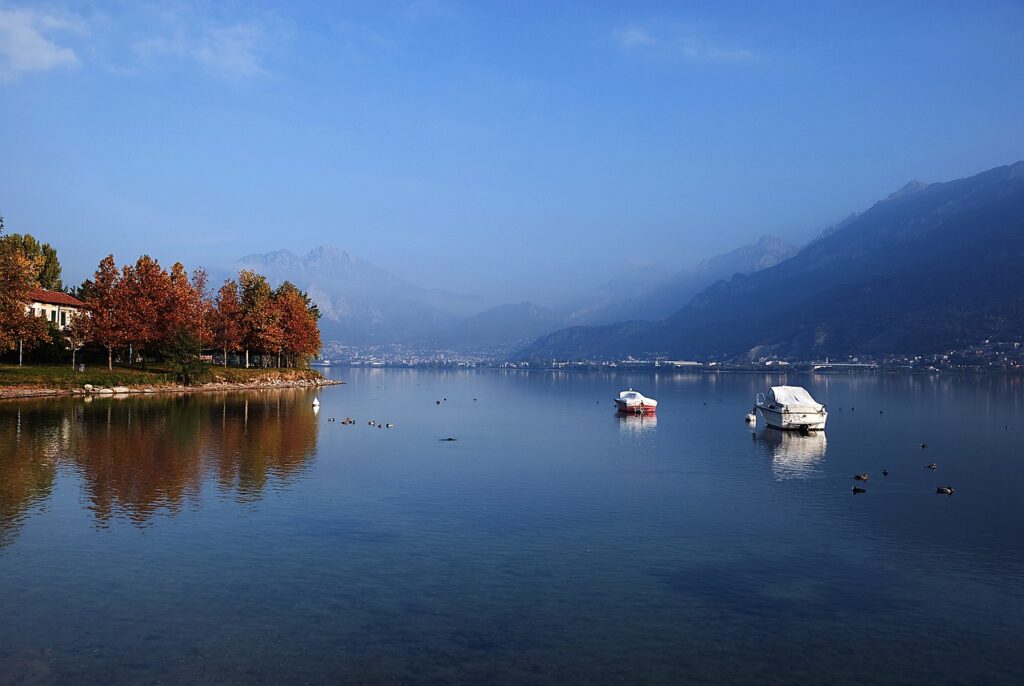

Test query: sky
[1,0,1023,304]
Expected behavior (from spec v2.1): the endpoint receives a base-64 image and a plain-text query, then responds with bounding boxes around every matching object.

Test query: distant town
[318,338,1024,372]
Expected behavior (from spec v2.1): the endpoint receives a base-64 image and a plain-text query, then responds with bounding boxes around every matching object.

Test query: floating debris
[440,437,457,442]
[925,463,937,470]
[936,486,955,495]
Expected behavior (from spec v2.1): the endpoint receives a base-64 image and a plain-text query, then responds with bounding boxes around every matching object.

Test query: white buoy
[312,397,320,407]
[745,412,757,424]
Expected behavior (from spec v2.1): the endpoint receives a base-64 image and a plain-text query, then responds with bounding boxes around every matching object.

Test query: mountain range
[234,236,796,352]
[235,245,488,344]
[520,161,1024,361]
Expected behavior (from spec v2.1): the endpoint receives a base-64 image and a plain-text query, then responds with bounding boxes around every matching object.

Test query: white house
[25,287,86,329]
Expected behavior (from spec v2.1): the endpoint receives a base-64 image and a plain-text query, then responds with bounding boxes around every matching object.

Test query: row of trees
[1,216,322,375]
[82,257,322,372]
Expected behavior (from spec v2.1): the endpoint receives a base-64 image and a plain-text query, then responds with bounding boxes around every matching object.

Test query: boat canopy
[769,386,824,411]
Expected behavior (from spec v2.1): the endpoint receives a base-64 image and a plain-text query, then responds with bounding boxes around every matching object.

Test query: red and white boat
[614,389,658,415]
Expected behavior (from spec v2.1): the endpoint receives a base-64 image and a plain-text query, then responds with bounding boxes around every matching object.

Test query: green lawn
[0,363,323,389]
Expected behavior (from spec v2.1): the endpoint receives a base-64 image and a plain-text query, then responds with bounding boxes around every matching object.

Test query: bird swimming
[854,474,870,481]
[852,486,867,494]
[936,486,955,495]
[925,463,937,470]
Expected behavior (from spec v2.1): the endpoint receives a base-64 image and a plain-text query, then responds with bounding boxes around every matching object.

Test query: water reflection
[754,427,827,480]
[0,409,59,549]
[0,391,320,541]
[617,412,659,434]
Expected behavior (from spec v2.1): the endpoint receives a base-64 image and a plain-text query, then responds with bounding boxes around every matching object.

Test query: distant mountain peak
[305,244,354,263]
[885,180,930,202]
[237,248,303,269]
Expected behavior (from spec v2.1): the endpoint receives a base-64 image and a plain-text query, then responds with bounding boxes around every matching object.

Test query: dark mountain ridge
[520,161,1024,361]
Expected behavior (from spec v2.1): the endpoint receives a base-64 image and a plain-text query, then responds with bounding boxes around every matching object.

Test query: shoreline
[0,377,343,401]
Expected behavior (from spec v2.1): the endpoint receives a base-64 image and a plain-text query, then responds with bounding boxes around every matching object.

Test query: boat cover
[769,386,824,412]
[617,390,658,406]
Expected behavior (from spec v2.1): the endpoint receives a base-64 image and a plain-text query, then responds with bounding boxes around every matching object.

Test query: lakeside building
[24,288,86,329]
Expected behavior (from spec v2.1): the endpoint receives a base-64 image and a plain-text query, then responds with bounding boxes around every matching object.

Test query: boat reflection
[754,427,827,480]
[617,412,658,433]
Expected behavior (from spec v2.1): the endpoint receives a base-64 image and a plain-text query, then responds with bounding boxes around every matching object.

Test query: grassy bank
[0,363,325,390]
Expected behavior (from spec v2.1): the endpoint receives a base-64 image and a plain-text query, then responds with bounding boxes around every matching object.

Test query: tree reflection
[0,390,319,538]
[0,406,61,548]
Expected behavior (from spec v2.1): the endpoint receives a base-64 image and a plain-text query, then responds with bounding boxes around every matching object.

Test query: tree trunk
[245,348,249,368]
[72,347,76,370]
[224,344,228,367]
[18,339,23,367]
[107,346,113,371]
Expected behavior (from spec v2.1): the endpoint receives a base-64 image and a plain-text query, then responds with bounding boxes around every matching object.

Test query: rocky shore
[0,376,342,401]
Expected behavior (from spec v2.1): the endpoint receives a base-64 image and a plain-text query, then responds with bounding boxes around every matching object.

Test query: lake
[1,368,1023,684]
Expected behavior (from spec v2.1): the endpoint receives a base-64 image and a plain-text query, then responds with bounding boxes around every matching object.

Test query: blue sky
[1,0,1023,303]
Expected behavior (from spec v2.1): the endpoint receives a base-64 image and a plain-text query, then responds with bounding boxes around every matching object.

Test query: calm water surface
[1,369,1023,684]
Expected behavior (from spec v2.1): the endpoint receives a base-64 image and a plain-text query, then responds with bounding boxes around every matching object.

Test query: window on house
[50,310,57,322]
[61,311,67,326]
[34,308,40,317]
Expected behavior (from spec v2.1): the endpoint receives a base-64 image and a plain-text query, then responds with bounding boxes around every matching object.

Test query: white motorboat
[614,389,658,415]
[754,386,827,431]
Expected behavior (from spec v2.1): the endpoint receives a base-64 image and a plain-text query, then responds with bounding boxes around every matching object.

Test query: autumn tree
[65,311,91,370]
[121,255,171,364]
[211,280,243,367]
[161,263,211,345]
[0,244,48,364]
[239,270,278,368]
[0,233,62,290]
[275,282,322,367]
[85,255,129,370]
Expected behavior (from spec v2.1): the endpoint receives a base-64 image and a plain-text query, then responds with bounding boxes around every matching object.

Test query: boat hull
[756,405,827,431]
[615,401,657,415]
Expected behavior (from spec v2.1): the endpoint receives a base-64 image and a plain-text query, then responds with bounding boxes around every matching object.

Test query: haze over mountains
[231,161,1024,360]
[521,161,1024,361]
[234,235,798,353]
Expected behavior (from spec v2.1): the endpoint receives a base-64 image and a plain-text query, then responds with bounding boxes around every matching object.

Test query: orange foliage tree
[239,270,279,368]
[121,255,170,364]
[0,243,48,362]
[211,279,243,367]
[84,255,129,370]
[275,282,322,367]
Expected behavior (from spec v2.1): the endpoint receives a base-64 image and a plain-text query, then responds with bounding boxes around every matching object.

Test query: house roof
[27,287,86,308]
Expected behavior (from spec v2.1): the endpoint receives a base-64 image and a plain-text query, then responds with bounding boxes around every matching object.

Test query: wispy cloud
[0,7,82,80]
[134,14,274,79]
[614,23,756,64]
